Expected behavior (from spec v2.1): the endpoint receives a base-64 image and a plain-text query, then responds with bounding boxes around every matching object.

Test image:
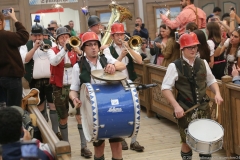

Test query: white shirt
[161,55,217,91]
[47,45,73,85]
[70,56,117,91]
[207,40,215,56]
[20,43,51,79]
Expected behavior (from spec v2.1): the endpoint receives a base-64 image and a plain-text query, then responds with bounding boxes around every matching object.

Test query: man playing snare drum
[69,31,126,160]
[161,32,223,160]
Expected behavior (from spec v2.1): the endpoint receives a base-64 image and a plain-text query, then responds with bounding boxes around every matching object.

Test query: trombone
[119,35,142,60]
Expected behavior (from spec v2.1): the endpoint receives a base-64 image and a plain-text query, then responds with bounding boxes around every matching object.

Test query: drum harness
[174,58,210,120]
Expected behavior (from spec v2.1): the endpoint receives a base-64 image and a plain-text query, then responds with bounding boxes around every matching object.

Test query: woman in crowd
[206,22,223,79]
[139,38,154,63]
[193,30,211,64]
[215,29,240,77]
[159,25,180,67]
[149,25,162,65]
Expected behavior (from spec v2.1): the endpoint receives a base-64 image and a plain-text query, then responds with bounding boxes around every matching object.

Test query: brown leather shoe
[130,141,144,152]
[81,147,92,158]
[56,132,63,140]
[121,139,128,150]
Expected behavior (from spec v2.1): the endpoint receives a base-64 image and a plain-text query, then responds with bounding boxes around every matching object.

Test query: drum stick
[183,104,200,115]
[216,104,219,120]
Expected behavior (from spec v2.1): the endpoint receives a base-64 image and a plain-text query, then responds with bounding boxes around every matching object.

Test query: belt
[64,63,72,68]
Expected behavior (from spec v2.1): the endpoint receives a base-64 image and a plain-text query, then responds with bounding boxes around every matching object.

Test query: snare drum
[80,81,140,142]
[185,119,224,154]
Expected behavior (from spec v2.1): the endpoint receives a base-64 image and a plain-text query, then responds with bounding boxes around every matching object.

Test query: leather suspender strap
[188,7,199,26]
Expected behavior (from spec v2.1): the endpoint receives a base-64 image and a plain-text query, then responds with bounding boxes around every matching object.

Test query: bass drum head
[80,83,96,142]
[188,119,224,142]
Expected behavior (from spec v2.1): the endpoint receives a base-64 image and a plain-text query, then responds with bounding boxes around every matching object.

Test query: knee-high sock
[49,110,59,134]
[59,123,68,141]
[78,124,87,148]
[131,136,137,144]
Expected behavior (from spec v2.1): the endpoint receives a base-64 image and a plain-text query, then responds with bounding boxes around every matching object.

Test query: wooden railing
[134,60,240,159]
[27,98,71,160]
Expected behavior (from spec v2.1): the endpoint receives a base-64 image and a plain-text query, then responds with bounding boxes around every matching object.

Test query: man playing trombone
[103,22,144,151]
[47,27,92,158]
[20,24,59,139]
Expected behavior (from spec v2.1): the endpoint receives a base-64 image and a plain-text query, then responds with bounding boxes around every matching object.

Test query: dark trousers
[0,77,22,106]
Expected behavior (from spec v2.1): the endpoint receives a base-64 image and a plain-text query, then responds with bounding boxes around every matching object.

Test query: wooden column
[221,75,233,159]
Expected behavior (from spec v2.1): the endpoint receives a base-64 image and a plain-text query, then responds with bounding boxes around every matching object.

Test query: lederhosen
[24,40,53,105]
[174,58,211,143]
[78,56,123,146]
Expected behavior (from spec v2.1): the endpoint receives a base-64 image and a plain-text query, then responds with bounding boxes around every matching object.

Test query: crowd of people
[0,0,240,159]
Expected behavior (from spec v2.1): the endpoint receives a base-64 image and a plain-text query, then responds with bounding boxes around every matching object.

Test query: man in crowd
[43,28,57,47]
[133,17,149,39]
[0,107,53,160]
[69,20,77,36]
[69,31,126,160]
[47,27,92,158]
[160,0,206,35]
[20,24,61,139]
[206,7,222,22]
[0,8,29,106]
[161,32,223,160]
[103,23,144,152]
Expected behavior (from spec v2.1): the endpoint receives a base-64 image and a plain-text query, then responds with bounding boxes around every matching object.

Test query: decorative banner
[29,0,78,6]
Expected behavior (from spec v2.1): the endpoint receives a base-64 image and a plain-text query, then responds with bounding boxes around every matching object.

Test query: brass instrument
[119,35,142,61]
[39,41,51,52]
[101,1,132,46]
[49,35,56,42]
[69,36,81,47]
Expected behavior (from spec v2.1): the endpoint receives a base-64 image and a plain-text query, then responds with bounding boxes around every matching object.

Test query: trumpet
[39,41,51,52]
[69,36,81,48]
[119,35,142,60]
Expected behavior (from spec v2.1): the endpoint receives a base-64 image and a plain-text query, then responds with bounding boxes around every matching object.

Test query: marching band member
[0,8,29,107]
[103,23,144,152]
[43,28,57,47]
[86,15,109,50]
[161,32,223,160]
[69,31,126,160]
[47,27,92,158]
[19,24,61,139]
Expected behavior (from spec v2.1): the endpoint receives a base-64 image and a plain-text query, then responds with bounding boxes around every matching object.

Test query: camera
[175,31,179,42]
[231,7,235,11]
[21,141,39,160]
[2,8,12,16]
[135,23,139,27]
[210,17,216,22]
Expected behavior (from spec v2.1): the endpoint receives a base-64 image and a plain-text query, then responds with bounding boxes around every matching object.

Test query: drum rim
[80,83,99,142]
[187,118,224,142]
[128,80,141,138]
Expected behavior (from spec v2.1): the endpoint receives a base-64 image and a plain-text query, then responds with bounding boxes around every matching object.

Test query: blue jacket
[2,142,50,160]
[233,76,240,85]
[133,23,149,39]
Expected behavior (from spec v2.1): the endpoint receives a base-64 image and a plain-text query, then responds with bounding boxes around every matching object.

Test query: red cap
[111,23,125,34]
[179,32,200,49]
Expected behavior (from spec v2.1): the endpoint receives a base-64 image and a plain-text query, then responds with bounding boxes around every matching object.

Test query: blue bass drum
[80,81,140,142]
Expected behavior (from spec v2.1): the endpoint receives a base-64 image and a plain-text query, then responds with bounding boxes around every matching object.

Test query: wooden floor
[65,107,226,160]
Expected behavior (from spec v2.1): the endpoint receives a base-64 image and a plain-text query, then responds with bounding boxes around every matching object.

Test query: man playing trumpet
[20,24,59,139]
[47,27,93,158]
[103,22,144,152]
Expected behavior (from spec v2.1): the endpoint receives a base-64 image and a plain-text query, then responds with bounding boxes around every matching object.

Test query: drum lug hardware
[121,80,130,90]
[99,124,105,128]
[128,121,134,125]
